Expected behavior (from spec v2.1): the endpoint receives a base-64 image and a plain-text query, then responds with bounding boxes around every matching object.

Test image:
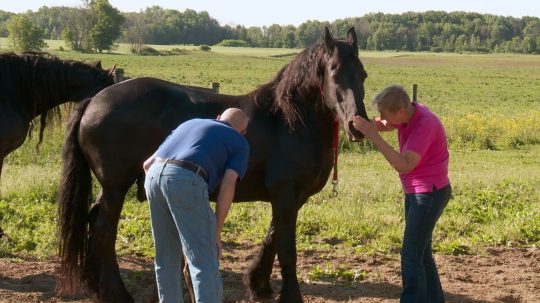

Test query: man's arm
[215,168,239,257]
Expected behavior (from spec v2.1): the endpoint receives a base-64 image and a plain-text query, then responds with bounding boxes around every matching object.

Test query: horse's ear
[324,27,334,51]
[347,27,358,54]
[91,60,103,69]
[108,64,117,76]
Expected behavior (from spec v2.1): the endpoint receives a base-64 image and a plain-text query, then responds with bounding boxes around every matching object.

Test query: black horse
[0,52,115,237]
[57,27,368,303]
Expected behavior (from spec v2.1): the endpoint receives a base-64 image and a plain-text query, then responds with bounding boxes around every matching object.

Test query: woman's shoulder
[416,103,442,124]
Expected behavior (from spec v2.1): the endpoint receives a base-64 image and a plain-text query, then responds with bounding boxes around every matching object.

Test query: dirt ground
[0,243,538,303]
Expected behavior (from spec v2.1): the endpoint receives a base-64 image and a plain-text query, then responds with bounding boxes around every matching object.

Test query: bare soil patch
[0,244,538,303]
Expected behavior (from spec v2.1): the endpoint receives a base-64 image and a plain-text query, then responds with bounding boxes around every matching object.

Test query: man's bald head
[219,108,249,134]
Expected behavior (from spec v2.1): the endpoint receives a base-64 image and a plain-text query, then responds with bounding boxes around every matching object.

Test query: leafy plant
[308,264,368,284]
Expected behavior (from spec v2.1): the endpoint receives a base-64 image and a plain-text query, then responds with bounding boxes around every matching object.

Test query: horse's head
[64,60,115,101]
[321,27,368,141]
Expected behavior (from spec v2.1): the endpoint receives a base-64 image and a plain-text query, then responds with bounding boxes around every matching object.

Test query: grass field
[0,40,539,260]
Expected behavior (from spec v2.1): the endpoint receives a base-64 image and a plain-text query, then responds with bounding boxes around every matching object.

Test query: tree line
[1,1,539,54]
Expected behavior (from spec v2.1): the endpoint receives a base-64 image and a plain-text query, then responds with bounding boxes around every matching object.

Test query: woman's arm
[353,116,420,174]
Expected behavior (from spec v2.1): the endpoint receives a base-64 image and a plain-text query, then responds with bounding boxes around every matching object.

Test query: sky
[1,0,539,27]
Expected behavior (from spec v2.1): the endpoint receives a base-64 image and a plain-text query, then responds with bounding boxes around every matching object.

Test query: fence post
[412,84,418,101]
[114,68,125,83]
[211,82,220,93]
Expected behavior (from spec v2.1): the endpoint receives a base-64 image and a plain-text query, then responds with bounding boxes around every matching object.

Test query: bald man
[143,108,250,303]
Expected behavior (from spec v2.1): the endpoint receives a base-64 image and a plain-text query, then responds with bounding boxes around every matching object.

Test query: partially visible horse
[0,52,115,237]
[57,27,368,303]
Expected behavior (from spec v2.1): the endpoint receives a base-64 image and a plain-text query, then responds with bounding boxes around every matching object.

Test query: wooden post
[211,82,220,93]
[114,68,125,83]
[412,84,418,101]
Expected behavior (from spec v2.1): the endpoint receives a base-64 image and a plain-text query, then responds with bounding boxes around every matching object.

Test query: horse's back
[78,77,228,184]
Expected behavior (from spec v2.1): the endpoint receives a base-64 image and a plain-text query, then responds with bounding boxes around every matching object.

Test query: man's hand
[143,156,155,173]
[216,233,222,258]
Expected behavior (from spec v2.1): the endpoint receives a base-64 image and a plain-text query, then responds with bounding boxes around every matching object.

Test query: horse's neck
[29,98,62,119]
[19,79,65,121]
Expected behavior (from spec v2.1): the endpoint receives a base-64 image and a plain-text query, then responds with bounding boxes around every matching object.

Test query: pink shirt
[395,103,449,194]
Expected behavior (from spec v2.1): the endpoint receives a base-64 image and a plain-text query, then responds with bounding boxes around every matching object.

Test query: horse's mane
[1,51,68,106]
[251,44,328,127]
[0,52,95,149]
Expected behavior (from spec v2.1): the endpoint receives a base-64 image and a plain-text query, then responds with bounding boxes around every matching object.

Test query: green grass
[2,139,539,257]
[0,47,539,258]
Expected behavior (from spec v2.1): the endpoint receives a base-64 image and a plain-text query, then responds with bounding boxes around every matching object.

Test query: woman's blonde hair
[373,85,411,113]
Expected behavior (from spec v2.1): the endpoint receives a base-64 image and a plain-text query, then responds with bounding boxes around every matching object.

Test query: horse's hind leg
[85,188,133,303]
[136,173,146,202]
[244,220,276,299]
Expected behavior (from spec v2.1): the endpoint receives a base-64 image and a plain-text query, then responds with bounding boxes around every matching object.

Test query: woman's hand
[352,115,380,140]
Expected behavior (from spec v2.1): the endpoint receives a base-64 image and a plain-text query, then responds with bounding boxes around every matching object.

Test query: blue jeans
[400,184,451,303]
[145,162,222,303]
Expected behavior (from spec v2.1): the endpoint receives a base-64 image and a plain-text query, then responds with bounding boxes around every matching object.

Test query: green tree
[280,25,297,48]
[88,0,124,52]
[123,12,148,53]
[265,24,284,48]
[0,10,15,37]
[61,7,93,51]
[7,14,47,51]
[245,26,264,47]
[296,20,329,47]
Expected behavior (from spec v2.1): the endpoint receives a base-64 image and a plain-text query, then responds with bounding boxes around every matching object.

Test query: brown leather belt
[155,158,208,181]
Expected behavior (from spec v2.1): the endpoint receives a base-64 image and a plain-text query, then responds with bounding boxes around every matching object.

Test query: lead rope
[319,82,340,196]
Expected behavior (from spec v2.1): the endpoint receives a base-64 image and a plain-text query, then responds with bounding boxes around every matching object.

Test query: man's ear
[216,115,221,120]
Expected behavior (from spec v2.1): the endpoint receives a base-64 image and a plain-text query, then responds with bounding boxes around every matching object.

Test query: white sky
[1,0,539,27]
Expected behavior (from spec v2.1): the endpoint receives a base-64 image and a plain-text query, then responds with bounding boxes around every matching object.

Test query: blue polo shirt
[155,118,249,193]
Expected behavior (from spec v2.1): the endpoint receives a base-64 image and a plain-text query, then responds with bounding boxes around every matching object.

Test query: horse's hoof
[251,284,274,299]
[277,292,303,303]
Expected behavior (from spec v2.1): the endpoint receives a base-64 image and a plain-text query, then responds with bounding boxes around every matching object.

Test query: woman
[353,84,451,303]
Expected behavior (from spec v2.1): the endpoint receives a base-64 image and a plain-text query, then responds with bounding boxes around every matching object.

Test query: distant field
[0,37,302,57]
[0,41,539,259]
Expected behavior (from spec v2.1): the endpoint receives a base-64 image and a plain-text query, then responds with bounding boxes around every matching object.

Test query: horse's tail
[56,98,92,295]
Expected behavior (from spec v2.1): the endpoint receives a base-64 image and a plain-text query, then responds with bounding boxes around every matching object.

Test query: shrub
[139,46,160,56]
[199,45,211,51]
[217,39,250,47]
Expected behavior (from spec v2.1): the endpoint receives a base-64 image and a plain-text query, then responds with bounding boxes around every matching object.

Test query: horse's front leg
[85,188,133,303]
[272,194,303,303]
[244,220,276,299]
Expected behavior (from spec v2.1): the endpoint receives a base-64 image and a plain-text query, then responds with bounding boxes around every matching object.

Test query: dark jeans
[400,184,452,303]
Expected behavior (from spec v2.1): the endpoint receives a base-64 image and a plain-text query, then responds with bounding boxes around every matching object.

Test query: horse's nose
[347,120,365,141]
